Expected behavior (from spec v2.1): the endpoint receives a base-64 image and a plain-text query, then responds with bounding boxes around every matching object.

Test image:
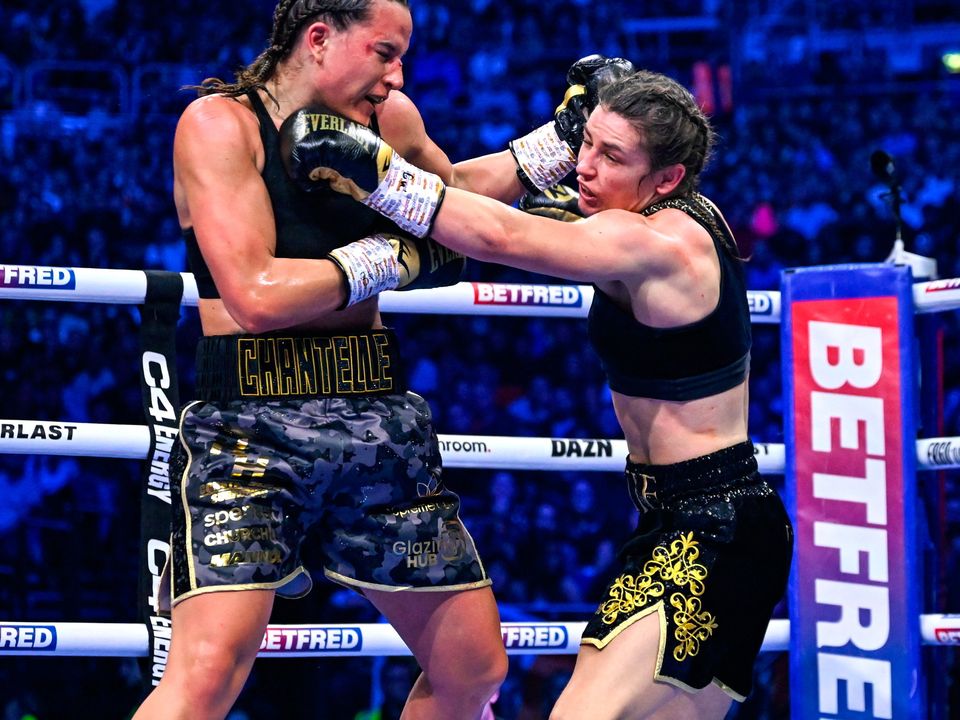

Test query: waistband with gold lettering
[194,329,406,402]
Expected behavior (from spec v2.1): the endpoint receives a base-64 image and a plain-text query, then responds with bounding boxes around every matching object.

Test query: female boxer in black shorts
[285,65,794,720]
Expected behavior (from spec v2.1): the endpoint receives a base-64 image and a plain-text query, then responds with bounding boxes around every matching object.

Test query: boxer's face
[575,106,685,215]
[311,0,411,123]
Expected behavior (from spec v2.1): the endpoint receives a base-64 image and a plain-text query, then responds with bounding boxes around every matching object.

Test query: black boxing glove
[518,184,584,223]
[280,105,445,238]
[328,232,465,308]
[557,54,637,150]
[509,54,636,193]
[393,232,466,291]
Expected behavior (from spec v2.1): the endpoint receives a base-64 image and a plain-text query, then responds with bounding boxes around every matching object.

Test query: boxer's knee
[162,633,259,710]
[424,633,507,702]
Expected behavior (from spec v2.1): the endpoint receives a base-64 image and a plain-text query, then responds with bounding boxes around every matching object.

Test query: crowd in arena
[2,0,960,717]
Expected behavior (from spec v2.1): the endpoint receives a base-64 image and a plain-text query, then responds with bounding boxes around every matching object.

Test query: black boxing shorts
[163,330,489,609]
[581,441,793,701]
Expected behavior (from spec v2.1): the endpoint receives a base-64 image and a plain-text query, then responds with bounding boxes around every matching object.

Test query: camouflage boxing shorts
[165,330,489,608]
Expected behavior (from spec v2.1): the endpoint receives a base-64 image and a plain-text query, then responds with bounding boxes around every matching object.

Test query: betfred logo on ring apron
[782,264,923,719]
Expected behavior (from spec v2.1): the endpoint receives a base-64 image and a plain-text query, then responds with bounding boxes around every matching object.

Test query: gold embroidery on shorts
[643,532,708,595]
[599,532,718,660]
[670,592,718,661]
[599,573,665,625]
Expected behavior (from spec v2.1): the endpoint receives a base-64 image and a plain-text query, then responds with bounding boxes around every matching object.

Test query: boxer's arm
[280,107,687,284]
[428,193,673,283]
[327,231,465,308]
[377,91,526,203]
[174,96,347,332]
[450,150,529,203]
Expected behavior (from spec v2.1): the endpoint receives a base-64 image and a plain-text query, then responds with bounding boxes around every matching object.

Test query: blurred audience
[1,1,959,717]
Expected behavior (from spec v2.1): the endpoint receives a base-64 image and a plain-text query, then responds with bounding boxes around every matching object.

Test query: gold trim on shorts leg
[171,400,316,608]
[581,531,743,700]
[324,568,492,594]
[580,603,745,701]
[581,601,668,655]
[712,677,747,702]
[171,566,312,608]
[654,669,746,701]
[454,508,489,580]
[178,400,202,594]
[322,505,490,594]
[156,400,203,612]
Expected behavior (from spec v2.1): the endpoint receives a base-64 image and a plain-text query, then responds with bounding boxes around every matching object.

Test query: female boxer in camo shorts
[129,2,534,717]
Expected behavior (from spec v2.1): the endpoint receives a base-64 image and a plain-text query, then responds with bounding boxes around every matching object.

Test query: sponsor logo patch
[473,283,583,307]
[0,625,58,651]
[935,628,960,644]
[747,291,775,315]
[502,624,568,649]
[0,266,76,289]
[259,626,363,653]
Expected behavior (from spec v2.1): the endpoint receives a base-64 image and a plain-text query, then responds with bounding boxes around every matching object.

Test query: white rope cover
[5,264,960,318]
[3,615,959,658]
[2,265,958,667]
[0,420,787,472]
[0,264,784,321]
[0,266,200,305]
[913,277,960,314]
[2,421,960,472]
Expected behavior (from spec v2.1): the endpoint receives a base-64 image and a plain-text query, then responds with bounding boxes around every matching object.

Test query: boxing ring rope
[4,420,960,472]
[3,263,960,669]
[5,613,960,657]
[4,264,960,316]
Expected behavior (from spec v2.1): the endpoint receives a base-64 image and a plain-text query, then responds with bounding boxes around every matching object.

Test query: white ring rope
[5,264,960,317]
[0,264,787,321]
[3,421,960,472]
[2,264,958,668]
[0,620,775,657]
[3,614,960,657]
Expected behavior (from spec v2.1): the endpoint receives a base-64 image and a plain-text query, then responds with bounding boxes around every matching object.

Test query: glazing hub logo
[0,266,76,289]
[0,625,58,651]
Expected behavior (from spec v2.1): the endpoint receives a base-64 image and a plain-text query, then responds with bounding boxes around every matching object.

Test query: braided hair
[193,0,409,98]
[598,70,716,198]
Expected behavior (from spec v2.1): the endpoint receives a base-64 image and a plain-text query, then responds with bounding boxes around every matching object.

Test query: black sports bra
[184,90,394,298]
[586,194,751,401]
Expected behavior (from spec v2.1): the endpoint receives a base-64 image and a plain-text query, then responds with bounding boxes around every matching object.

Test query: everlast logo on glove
[280,104,444,239]
[303,113,348,133]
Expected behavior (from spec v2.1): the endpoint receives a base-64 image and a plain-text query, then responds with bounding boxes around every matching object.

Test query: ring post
[136,271,184,693]
[782,263,923,719]
[916,309,948,718]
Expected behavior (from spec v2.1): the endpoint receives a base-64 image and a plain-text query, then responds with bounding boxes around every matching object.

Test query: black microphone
[870,149,897,187]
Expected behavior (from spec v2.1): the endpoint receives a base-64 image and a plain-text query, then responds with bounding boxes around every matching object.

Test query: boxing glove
[394,233,466,291]
[518,184,584,223]
[557,55,637,151]
[509,55,636,193]
[280,105,445,239]
[328,232,465,308]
